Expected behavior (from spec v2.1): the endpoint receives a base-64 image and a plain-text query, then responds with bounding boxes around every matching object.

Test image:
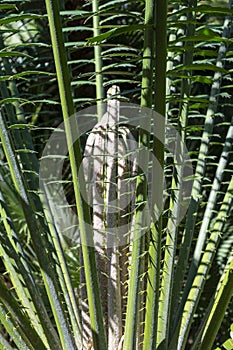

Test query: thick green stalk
[143,0,167,348]
[165,8,194,332]
[122,212,147,350]
[123,1,155,349]
[162,9,189,342]
[140,0,155,107]
[157,141,184,348]
[141,0,157,342]
[92,0,103,119]
[176,175,233,350]
[44,1,107,348]
[154,0,167,116]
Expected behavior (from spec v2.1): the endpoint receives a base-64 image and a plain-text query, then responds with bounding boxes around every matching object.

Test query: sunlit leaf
[87,24,146,44]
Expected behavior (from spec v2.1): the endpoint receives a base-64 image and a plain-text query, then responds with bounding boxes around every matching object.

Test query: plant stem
[92,0,104,119]
[124,0,156,349]
[144,0,167,348]
[45,0,107,348]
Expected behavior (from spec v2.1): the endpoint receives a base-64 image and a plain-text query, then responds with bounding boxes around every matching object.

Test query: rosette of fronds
[0,0,232,349]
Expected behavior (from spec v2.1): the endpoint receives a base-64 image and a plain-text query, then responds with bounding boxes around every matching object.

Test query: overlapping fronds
[0,0,232,349]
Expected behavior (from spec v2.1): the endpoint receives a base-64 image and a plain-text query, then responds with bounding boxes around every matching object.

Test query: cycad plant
[0,0,232,349]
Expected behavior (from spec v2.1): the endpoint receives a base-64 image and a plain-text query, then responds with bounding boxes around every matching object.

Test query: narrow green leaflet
[87,24,146,44]
[0,13,44,25]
